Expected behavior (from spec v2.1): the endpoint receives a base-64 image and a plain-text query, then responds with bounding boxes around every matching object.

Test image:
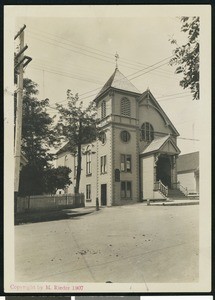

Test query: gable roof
[140,135,181,156]
[56,142,72,156]
[177,151,199,173]
[95,68,141,99]
[139,90,179,136]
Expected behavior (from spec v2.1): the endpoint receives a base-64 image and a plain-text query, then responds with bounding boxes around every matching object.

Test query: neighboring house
[177,151,199,195]
[56,67,181,206]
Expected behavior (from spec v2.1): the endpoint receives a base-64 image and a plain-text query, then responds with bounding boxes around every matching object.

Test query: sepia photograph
[4,5,211,293]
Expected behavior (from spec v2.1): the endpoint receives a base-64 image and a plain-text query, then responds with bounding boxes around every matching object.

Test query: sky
[7,5,211,155]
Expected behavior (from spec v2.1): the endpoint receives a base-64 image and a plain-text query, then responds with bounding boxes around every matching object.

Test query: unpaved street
[15,204,199,283]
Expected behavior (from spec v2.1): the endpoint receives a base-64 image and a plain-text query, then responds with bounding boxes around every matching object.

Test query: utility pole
[14,25,32,212]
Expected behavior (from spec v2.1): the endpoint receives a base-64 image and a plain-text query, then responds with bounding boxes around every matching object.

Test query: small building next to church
[177,151,199,195]
[56,66,181,206]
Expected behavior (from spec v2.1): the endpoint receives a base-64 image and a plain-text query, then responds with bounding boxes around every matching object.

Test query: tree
[21,78,58,168]
[56,90,98,194]
[43,166,72,195]
[19,164,45,196]
[169,17,199,100]
[18,78,59,195]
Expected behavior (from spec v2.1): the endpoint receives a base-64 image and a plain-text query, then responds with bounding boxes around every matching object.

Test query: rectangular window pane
[86,185,91,200]
[100,156,103,173]
[121,154,125,171]
[89,185,91,199]
[86,153,92,175]
[101,155,107,174]
[126,182,132,198]
[121,181,126,198]
[104,155,106,173]
[126,155,131,172]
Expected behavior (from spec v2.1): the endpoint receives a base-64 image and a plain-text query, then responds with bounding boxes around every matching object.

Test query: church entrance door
[156,156,171,187]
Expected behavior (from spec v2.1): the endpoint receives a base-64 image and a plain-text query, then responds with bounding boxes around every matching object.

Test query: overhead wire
[29,65,104,85]
[27,27,175,77]
[27,52,177,105]
[22,26,198,143]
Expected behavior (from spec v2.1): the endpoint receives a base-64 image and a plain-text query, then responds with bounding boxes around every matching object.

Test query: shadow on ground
[15,208,95,225]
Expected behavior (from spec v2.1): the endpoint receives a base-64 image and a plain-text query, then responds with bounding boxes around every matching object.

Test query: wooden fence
[16,193,85,213]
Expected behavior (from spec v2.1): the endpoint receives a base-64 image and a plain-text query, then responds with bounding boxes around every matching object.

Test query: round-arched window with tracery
[141,122,154,142]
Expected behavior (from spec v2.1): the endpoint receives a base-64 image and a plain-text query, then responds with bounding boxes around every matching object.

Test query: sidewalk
[146,199,199,206]
[15,206,96,225]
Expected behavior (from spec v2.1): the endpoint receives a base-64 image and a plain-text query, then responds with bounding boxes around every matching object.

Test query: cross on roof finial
[115,52,119,69]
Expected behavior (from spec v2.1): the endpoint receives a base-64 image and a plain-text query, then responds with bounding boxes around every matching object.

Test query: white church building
[56,66,181,206]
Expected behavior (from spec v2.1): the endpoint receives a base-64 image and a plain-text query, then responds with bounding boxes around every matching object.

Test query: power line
[29,65,103,86]
[127,56,172,79]
[27,26,174,76]
[45,106,200,142]
[129,61,170,81]
[30,32,176,79]
[178,137,200,141]
[28,54,178,105]
[157,91,190,99]
[30,62,105,84]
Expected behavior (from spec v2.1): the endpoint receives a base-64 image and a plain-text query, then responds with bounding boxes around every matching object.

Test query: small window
[100,132,107,145]
[141,122,154,142]
[100,155,107,174]
[101,101,106,119]
[120,130,130,143]
[121,181,132,199]
[121,154,132,172]
[86,152,92,175]
[86,184,91,201]
[121,97,131,116]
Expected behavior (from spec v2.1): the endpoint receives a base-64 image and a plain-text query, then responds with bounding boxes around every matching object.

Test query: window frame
[86,151,92,175]
[100,132,107,145]
[120,154,132,172]
[101,100,106,119]
[86,184,91,201]
[100,155,107,174]
[121,181,132,199]
[141,122,154,142]
[120,130,131,143]
[120,97,131,117]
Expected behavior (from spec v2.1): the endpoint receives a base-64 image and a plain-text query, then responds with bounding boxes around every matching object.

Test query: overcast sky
[6,5,211,155]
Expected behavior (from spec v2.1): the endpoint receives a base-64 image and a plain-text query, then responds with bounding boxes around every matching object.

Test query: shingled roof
[177,151,199,173]
[140,135,181,156]
[96,68,141,99]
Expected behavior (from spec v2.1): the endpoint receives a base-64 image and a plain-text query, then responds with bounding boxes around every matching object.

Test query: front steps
[144,188,199,206]
[168,188,188,200]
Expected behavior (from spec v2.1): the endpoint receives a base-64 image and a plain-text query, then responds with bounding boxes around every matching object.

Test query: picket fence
[16,193,85,213]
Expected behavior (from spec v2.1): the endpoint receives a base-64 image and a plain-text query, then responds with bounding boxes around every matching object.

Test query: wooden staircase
[168,188,188,200]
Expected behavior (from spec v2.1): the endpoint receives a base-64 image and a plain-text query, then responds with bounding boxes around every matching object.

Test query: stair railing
[172,181,188,196]
[178,184,188,196]
[154,180,168,197]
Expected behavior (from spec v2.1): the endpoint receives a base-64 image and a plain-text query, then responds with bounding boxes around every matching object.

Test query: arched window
[141,122,154,142]
[120,130,131,143]
[121,97,131,116]
[101,101,106,119]
[100,131,107,145]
